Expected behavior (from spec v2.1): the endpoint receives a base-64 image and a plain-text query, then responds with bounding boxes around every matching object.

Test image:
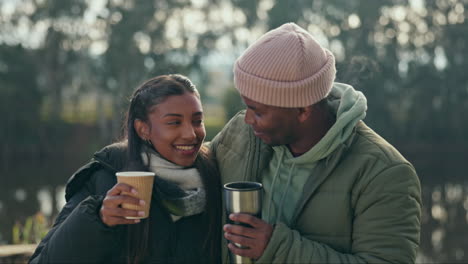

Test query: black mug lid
[223,181,263,191]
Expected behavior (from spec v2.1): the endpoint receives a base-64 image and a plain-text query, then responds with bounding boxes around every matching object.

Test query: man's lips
[253,130,264,137]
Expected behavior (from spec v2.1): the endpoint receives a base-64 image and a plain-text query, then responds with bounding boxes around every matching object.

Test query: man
[210,23,421,263]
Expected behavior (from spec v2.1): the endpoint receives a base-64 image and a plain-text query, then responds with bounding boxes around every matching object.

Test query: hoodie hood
[301,82,367,162]
[262,83,367,224]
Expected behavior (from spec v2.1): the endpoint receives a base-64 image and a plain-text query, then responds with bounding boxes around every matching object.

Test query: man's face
[242,96,300,146]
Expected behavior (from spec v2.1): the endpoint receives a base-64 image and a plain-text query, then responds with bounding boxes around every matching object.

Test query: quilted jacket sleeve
[257,164,422,264]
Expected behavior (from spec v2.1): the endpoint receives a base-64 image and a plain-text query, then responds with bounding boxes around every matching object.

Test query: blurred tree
[29,0,88,121]
[0,43,41,245]
[234,0,468,145]
[222,86,244,120]
[99,0,242,140]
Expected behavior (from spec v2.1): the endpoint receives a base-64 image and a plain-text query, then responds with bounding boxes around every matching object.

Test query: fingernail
[138,211,145,216]
[132,189,138,194]
[229,214,235,220]
[134,219,140,223]
[139,200,146,205]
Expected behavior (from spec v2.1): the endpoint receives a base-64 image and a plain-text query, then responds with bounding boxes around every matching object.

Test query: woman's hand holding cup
[99,183,146,227]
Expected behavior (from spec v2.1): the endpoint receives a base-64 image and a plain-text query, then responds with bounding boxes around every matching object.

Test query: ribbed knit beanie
[234,23,336,107]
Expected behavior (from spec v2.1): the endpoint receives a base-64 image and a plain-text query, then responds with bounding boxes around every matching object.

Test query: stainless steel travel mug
[223,181,263,264]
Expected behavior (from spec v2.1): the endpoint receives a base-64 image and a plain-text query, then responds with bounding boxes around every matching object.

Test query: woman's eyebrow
[163,113,183,117]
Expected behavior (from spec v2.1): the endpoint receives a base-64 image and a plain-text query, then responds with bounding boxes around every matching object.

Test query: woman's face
[138,93,206,167]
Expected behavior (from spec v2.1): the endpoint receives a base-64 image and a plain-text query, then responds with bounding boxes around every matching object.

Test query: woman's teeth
[175,145,195,150]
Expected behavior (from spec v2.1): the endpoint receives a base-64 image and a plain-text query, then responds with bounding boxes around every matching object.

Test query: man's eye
[193,119,203,125]
[167,121,181,125]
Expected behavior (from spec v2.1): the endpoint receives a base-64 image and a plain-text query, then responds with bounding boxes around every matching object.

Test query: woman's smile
[144,93,206,167]
[174,144,200,155]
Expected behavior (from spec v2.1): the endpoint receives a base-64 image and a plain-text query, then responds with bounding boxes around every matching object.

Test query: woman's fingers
[101,206,145,218]
[100,183,145,227]
[100,198,144,226]
[102,194,144,208]
[106,182,138,196]
[101,215,141,226]
[101,205,144,223]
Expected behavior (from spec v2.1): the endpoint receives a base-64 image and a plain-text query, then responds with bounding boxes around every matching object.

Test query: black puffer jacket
[29,143,215,264]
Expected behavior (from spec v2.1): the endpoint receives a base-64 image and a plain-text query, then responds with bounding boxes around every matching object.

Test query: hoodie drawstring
[266,150,284,223]
[266,149,297,224]
[276,163,295,223]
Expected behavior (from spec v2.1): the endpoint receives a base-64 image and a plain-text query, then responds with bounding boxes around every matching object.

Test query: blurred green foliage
[12,213,49,245]
[1,0,467,261]
[222,86,245,121]
[205,116,225,141]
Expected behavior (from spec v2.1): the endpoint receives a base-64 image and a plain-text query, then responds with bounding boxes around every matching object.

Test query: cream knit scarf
[141,148,206,221]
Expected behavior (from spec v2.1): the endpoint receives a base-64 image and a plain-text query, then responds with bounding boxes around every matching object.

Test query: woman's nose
[181,124,196,140]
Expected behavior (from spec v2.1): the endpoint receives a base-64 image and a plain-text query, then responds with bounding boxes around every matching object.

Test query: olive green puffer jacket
[210,111,422,263]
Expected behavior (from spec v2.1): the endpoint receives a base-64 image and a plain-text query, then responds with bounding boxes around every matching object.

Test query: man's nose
[244,109,254,125]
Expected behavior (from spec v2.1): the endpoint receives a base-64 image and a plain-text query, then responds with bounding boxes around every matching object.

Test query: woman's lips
[174,144,199,155]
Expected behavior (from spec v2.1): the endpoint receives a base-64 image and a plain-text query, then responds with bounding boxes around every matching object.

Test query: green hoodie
[262,83,367,225]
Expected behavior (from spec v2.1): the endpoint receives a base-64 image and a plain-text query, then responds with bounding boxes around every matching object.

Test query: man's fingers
[227,243,257,259]
[224,224,256,238]
[229,213,263,228]
[224,232,255,248]
[223,214,274,260]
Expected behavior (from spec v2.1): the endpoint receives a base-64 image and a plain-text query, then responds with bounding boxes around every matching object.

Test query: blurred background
[0,0,467,262]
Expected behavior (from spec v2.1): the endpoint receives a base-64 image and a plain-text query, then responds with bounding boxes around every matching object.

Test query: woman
[29,74,221,264]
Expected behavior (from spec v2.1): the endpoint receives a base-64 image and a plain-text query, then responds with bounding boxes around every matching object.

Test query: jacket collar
[92,141,128,172]
[64,142,127,201]
[224,111,360,224]
[290,124,359,224]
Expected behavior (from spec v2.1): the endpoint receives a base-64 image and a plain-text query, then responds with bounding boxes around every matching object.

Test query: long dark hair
[123,74,221,263]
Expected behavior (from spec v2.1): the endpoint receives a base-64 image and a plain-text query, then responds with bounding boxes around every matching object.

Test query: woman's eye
[167,121,181,125]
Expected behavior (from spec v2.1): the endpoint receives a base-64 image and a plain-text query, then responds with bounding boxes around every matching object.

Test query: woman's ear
[134,119,150,140]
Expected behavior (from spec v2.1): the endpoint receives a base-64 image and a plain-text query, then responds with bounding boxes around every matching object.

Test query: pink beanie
[234,23,336,107]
